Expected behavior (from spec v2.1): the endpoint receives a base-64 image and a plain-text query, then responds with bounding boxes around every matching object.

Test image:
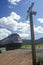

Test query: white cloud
[17,22,30,39]
[34,26,43,34]
[9,5,13,8]
[0,12,20,25]
[19,33,30,39]
[8,0,21,5]
[18,22,30,33]
[26,20,30,23]
[10,12,20,20]
[0,12,30,39]
[37,18,43,23]
[0,28,11,40]
[0,12,43,39]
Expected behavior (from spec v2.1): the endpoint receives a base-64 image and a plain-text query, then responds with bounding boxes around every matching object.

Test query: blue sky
[0,0,43,40]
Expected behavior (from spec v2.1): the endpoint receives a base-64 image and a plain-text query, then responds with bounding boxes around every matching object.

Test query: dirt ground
[0,49,32,65]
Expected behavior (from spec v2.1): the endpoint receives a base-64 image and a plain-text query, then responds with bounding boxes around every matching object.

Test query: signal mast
[26,2,37,65]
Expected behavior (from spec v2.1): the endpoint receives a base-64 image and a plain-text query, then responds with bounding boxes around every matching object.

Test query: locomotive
[0,33,22,50]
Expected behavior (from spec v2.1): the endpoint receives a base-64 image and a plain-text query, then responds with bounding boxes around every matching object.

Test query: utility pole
[27,2,36,65]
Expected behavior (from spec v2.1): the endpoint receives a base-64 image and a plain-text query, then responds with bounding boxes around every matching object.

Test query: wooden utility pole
[27,2,36,65]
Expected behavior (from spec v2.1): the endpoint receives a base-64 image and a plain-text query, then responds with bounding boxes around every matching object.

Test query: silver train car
[0,33,22,50]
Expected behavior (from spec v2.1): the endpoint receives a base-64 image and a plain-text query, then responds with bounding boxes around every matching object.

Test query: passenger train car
[0,33,22,50]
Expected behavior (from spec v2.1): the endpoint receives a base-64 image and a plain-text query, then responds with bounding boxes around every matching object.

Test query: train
[0,33,22,51]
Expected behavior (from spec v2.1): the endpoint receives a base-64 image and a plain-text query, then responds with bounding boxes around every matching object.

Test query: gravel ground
[0,49,32,65]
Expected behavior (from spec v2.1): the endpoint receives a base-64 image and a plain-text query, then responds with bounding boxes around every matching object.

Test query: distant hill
[23,40,31,44]
[23,38,43,44]
[36,38,43,44]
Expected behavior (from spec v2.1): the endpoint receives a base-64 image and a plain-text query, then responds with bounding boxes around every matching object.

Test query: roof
[0,33,22,45]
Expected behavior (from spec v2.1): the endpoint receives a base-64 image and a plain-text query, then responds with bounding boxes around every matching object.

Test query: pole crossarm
[27,2,36,19]
[27,2,34,14]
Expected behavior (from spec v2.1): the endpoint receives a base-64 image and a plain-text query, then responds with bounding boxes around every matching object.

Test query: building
[0,33,22,50]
